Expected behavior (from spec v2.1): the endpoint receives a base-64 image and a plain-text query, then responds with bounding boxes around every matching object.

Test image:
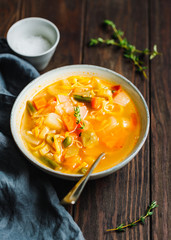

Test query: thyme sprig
[106,201,158,232]
[74,106,82,124]
[89,20,160,79]
[74,106,85,130]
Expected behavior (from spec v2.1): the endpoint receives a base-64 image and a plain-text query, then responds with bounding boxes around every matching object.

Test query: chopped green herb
[74,106,82,124]
[78,122,85,130]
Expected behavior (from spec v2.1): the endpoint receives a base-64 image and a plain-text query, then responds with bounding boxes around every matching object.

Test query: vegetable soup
[21,76,140,174]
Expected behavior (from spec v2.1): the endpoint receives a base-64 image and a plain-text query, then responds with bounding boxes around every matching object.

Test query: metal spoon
[60,152,105,205]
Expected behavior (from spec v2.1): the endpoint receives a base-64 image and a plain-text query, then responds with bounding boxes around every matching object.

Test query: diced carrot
[33,97,47,110]
[47,97,56,105]
[112,85,121,97]
[62,114,77,132]
[91,97,103,109]
[42,97,57,113]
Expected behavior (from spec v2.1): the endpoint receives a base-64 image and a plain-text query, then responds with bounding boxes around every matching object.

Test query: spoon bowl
[61,153,105,205]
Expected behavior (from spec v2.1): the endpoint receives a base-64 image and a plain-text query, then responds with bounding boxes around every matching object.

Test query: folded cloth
[0,39,84,240]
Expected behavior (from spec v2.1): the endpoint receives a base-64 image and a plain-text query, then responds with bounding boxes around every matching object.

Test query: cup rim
[7,17,60,58]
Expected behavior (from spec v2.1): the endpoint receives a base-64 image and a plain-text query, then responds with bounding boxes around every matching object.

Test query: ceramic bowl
[10,65,150,180]
[7,17,60,71]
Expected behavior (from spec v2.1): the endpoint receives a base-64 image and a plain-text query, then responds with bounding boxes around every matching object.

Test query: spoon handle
[60,152,105,205]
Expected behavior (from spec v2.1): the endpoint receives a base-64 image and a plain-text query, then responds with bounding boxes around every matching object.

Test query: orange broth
[21,76,140,174]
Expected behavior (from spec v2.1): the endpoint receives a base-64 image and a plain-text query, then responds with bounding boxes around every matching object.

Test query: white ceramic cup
[7,17,60,71]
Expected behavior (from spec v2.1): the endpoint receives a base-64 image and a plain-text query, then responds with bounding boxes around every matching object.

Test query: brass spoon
[60,152,105,205]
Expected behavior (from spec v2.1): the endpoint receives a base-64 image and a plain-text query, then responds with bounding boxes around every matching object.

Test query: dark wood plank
[150,0,171,239]
[20,0,85,73]
[74,0,150,239]
[0,0,22,36]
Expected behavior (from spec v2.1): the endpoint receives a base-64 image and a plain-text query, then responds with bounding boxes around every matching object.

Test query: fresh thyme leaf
[78,122,85,130]
[106,200,158,233]
[89,38,99,46]
[150,45,159,60]
[74,106,81,124]
[74,107,85,130]
[97,37,104,43]
[116,224,125,232]
[89,20,161,79]
[117,30,124,37]
[106,39,115,45]
[103,19,115,28]
[147,211,153,216]
[140,216,145,224]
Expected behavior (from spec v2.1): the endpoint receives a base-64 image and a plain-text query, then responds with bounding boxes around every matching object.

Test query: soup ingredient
[96,88,112,99]
[44,113,62,131]
[91,97,103,109]
[39,126,49,139]
[81,130,98,148]
[26,101,37,116]
[113,91,130,106]
[22,131,41,145]
[65,145,79,158]
[112,85,121,97]
[39,144,50,156]
[89,20,160,79]
[73,95,92,103]
[63,114,77,132]
[40,156,60,170]
[106,201,158,232]
[33,97,47,110]
[62,136,72,148]
[46,134,54,146]
[74,106,82,124]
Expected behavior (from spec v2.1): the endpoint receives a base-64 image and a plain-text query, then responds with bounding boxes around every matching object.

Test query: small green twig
[106,201,158,232]
[89,20,161,79]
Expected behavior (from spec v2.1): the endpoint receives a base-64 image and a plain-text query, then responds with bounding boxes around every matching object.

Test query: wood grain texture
[74,0,150,239]
[150,0,171,239]
[0,0,22,36]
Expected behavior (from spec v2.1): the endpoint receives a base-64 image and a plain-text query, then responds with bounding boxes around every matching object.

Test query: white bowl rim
[10,64,150,180]
[7,17,60,58]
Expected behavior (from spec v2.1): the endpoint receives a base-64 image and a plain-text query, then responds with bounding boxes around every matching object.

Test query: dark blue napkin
[0,39,84,240]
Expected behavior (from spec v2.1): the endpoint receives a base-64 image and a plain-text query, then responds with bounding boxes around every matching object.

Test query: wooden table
[0,0,170,239]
